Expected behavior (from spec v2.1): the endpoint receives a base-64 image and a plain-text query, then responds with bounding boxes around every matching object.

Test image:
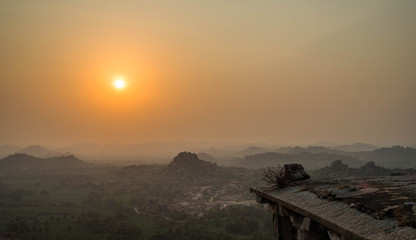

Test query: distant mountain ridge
[238,152,364,170]
[352,146,416,169]
[0,153,89,175]
[17,145,71,158]
[237,145,416,170]
[330,142,378,152]
[276,144,378,155]
[235,146,269,157]
[18,145,54,157]
[285,146,337,155]
[311,159,416,178]
[275,143,378,154]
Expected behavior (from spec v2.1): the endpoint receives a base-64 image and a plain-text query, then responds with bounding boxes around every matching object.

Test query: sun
[113,77,126,90]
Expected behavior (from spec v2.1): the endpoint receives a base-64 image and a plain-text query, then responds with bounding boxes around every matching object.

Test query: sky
[1,0,415,147]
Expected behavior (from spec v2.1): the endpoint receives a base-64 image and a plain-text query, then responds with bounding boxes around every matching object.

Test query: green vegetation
[0,163,271,240]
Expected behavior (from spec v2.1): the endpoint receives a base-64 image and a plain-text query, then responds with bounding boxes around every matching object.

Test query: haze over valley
[1,1,415,239]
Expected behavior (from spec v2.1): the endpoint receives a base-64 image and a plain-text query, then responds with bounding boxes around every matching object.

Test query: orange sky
[1,1,415,146]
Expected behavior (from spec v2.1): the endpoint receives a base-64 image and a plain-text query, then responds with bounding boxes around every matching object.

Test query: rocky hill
[150,152,257,209]
[168,152,217,170]
[164,152,220,181]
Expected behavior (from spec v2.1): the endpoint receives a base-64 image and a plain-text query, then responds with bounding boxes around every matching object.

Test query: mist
[1,0,415,147]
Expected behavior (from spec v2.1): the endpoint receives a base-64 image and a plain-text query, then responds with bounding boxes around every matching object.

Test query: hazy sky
[1,0,415,146]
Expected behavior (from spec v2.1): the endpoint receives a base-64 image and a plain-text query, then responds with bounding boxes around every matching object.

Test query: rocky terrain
[126,152,261,219]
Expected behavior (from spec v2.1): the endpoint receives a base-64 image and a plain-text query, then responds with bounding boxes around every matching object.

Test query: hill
[235,146,269,157]
[286,146,336,154]
[268,145,416,170]
[166,152,218,177]
[330,142,378,152]
[237,152,364,170]
[160,151,255,188]
[0,153,90,175]
[311,160,416,178]
[17,145,56,158]
[349,146,416,169]
[57,142,213,164]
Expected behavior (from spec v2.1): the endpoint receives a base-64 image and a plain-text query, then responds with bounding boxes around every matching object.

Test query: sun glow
[113,78,126,89]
